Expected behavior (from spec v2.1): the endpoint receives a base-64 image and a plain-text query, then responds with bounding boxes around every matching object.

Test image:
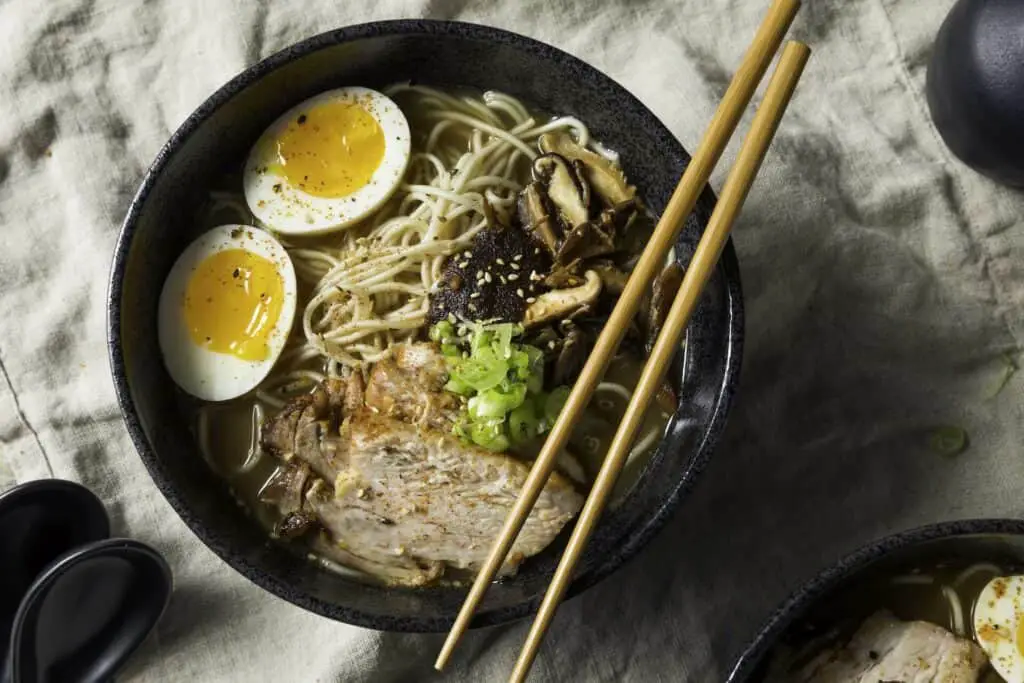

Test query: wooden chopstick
[508,40,811,683]
[435,0,802,671]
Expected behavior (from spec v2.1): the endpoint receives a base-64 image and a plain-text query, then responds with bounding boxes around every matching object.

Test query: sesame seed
[458,261,469,268]
[513,254,523,261]
[469,303,478,311]
[476,270,484,278]
[463,250,472,258]
[516,288,524,297]
[470,292,481,299]
[484,272,492,283]
[534,248,540,254]
[547,340,556,349]
[500,275,507,284]
[508,273,519,281]
[496,258,505,265]
[510,262,520,270]
[530,271,540,281]
[527,297,537,303]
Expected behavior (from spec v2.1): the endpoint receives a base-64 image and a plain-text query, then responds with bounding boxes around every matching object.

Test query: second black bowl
[107,20,743,631]
[729,519,1024,681]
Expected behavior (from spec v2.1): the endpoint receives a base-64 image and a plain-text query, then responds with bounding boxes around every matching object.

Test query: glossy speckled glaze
[107,20,743,631]
[728,519,1024,682]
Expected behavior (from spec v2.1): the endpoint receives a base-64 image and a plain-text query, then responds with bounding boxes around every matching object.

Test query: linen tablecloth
[1,0,1021,680]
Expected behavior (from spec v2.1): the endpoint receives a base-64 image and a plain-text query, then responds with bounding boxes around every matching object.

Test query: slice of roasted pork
[775,610,989,683]
[259,343,585,586]
[261,377,358,481]
[363,343,461,431]
[314,410,582,577]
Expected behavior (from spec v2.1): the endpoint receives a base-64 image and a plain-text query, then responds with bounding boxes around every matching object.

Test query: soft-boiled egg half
[974,574,1024,682]
[244,87,411,235]
[159,225,297,402]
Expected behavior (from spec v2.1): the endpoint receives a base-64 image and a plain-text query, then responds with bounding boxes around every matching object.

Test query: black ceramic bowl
[107,20,743,631]
[728,519,1024,681]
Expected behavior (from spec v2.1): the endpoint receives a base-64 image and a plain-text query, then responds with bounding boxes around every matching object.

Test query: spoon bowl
[4,538,172,683]
[0,480,110,660]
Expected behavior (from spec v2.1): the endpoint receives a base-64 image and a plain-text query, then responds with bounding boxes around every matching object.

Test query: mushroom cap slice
[557,220,616,264]
[523,270,602,328]
[590,260,630,295]
[538,132,636,207]
[553,326,589,386]
[533,153,590,229]
[647,262,684,348]
[517,182,561,257]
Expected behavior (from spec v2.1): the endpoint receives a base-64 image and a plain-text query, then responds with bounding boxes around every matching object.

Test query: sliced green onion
[470,328,493,355]
[523,345,544,393]
[545,386,571,423]
[444,375,475,396]
[439,321,552,453]
[468,383,527,419]
[430,320,455,342]
[929,425,968,457]
[509,403,541,444]
[511,349,531,376]
[491,323,522,360]
[469,418,510,452]
[450,346,506,392]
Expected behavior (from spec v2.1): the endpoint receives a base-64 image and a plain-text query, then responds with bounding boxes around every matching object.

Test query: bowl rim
[107,18,744,630]
[727,517,1024,682]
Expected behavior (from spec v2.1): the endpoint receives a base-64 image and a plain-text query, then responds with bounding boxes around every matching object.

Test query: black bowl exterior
[6,538,171,683]
[107,20,743,632]
[728,519,1024,682]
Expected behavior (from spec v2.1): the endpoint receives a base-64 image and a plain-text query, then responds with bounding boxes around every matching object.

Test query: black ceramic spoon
[4,538,172,683]
[0,480,110,659]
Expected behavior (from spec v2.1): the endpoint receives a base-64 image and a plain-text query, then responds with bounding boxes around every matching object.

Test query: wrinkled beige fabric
[0,0,1021,680]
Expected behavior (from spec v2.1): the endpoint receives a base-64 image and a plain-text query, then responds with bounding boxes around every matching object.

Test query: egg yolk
[269,99,385,197]
[183,249,284,361]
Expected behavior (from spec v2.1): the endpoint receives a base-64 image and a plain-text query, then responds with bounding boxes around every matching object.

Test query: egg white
[158,225,297,402]
[243,87,411,235]
[974,574,1024,682]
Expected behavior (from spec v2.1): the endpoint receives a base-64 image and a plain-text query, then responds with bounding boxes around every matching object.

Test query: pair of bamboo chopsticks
[437,1,809,679]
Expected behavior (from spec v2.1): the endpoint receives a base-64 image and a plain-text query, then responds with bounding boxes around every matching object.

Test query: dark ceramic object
[107,20,743,631]
[926,0,1024,186]
[0,480,110,659]
[5,538,172,683]
[728,519,1024,682]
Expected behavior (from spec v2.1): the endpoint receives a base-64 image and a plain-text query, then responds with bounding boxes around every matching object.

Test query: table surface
[1,0,1022,680]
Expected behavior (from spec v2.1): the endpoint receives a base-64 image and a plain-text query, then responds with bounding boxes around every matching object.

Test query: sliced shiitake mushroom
[539,132,636,207]
[555,198,639,265]
[553,327,589,386]
[517,182,561,257]
[544,259,585,289]
[590,260,630,294]
[558,221,616,264]
[647,262,684,347]
[532,153,590,229]
[523,270,602,327]
[570,159,591,211]
[601,198,639,232]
